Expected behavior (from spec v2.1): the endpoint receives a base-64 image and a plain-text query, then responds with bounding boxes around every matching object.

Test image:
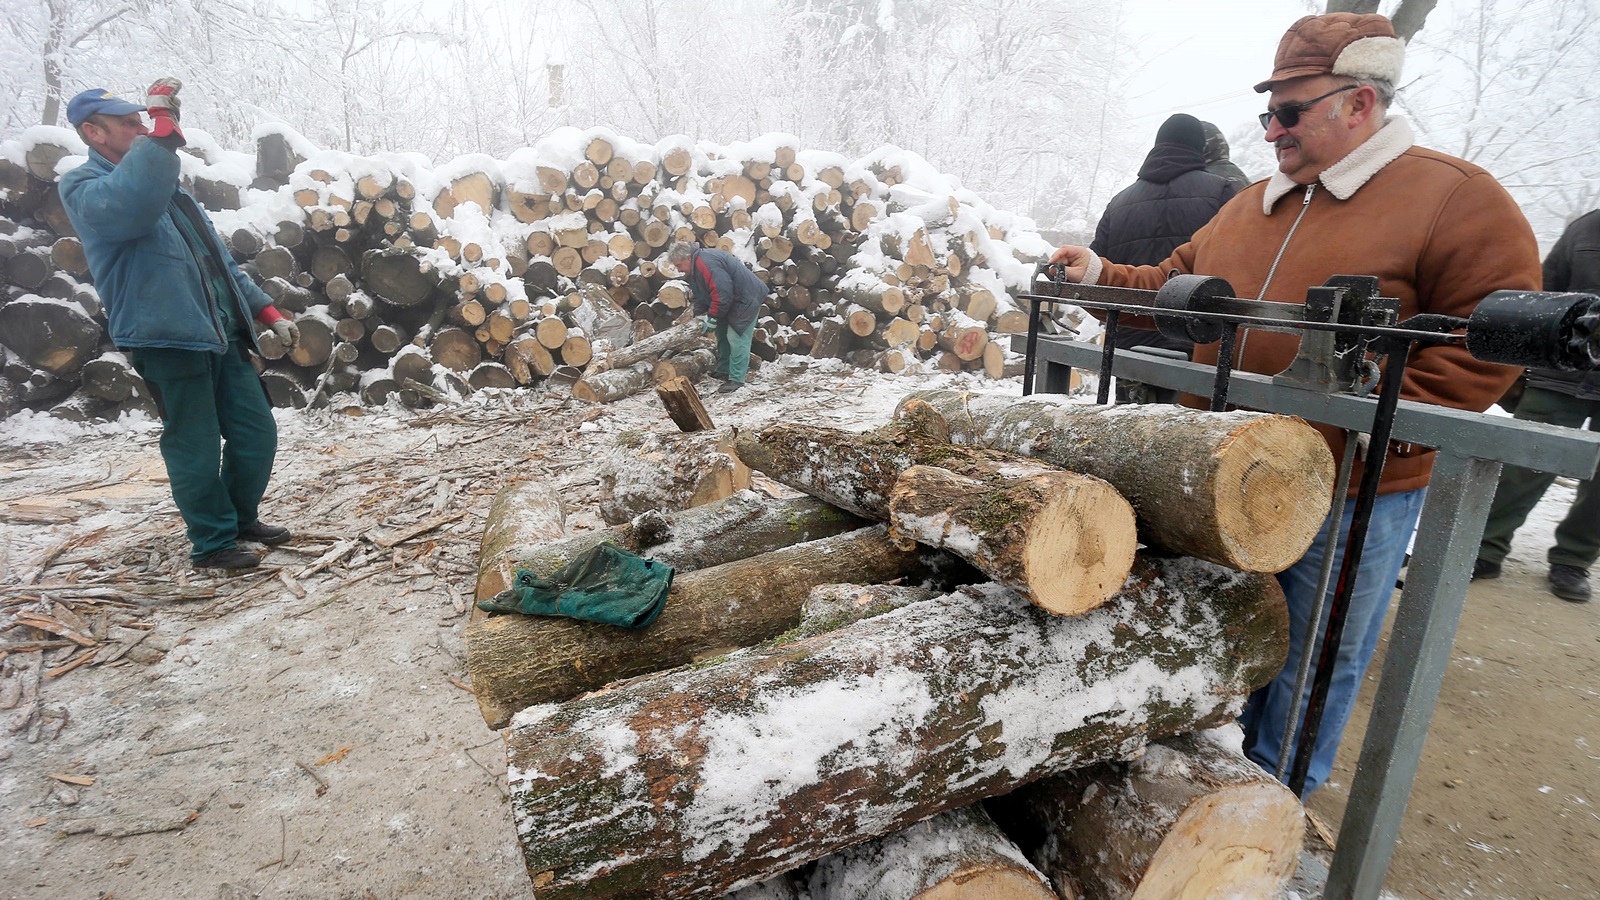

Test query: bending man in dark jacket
[1090,113,1237,399]
[60,82,299,570]
[665,242,766,393]
[1473,209,1600,602]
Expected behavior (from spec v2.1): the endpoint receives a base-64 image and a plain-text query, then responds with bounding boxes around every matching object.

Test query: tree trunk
[901,390,1336,574]
[475,525,924,729]
[571,360,654,404]
[429,326,481,372]
[656,375,714,432]
[735,410,1134,616]
[468,490,869,727]
[888,464,1135,617]
[361,247,442,307]
[286,315,334,369]
[596,429,750,524]
[585,319,707,376]
[0,296,101,378]
[988,731,1304,900]
[808,805,1056,900]
[503,556,1288,899]
[79,353,141,402]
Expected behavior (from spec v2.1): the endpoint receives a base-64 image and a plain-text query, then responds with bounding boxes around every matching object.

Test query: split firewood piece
[902,389,1336,573]
[656,375,714,432]
[808,804,1057,900]
[988,730,1304,900]
[503,557,1289,899]
[736,401,1135,615]
[469,525,924,724]
[889,463,1135,617]
[596,429,749,525]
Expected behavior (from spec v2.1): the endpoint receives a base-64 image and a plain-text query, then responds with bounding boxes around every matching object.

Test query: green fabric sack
[476,542,674,629]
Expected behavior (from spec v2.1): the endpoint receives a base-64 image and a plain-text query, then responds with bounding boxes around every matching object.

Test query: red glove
[145,77,185,143]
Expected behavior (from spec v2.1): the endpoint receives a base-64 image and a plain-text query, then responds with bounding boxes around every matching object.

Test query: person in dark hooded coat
[1201,120,1253,192]
[1090,113,1238,364]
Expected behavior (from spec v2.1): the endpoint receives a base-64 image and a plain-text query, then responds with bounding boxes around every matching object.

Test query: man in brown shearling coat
[1049,13,1541,795]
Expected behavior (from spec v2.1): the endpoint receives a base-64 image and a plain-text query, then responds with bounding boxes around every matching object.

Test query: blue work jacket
[59,138,272,353]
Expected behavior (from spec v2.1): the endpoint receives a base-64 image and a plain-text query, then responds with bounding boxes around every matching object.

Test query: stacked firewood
[466,390,1337,898]
[0,124,1050,422]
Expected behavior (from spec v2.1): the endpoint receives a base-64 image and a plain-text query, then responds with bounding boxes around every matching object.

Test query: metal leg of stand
[1036,359,1075,396]
[1324,452,1502,899]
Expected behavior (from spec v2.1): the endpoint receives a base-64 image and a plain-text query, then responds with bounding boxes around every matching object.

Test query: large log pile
[0,124,1052,422]
[469,392,1329,898]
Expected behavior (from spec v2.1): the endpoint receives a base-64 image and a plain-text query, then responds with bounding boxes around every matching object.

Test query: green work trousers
[1478,387,1600,570]
[712,319,754,384]
[130,343,278,561]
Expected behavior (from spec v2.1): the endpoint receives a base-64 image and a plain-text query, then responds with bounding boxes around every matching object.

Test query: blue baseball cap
[65,89,146,127]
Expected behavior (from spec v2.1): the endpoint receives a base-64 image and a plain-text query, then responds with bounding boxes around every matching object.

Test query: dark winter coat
[685,247,765,334]
[1528,209,1600,399]
[59,138,272,353]
[1090,143,1237,352]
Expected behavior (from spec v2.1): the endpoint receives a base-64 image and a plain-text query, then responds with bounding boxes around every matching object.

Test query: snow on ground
[0,360,1020,899]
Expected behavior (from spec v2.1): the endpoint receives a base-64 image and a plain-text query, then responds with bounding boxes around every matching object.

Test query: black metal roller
[1466,291,1600,370]
[1154,274,1232,345]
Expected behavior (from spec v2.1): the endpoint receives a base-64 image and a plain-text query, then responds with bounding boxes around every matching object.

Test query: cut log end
[1211,416,1336,573]
[1131,782,1305,900]
[1019,476,1138,616]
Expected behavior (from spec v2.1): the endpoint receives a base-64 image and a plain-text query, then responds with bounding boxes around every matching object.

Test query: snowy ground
[0,359,1591,899]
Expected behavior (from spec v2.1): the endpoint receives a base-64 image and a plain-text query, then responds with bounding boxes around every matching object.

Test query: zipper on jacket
[1236,183,1316,366]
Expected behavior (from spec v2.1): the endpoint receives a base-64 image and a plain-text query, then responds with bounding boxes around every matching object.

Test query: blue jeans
[1240,487,1427,796]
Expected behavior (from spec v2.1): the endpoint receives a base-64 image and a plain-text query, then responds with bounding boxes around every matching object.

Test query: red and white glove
[145,77,185,143]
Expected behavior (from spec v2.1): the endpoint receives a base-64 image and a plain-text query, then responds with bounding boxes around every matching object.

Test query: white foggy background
[3,0,1595,247]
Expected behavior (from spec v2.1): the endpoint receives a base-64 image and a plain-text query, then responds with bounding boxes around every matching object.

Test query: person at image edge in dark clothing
[665,241,766,393]
[59,81,299,570]
[1090,113,1237,400]
[1473,209,1600,603]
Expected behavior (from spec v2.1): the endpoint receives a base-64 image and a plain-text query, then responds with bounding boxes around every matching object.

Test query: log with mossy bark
[471,525,927,726]
[503,556,1289,899]
[734,402,1136,616]
[901,389,1336,573]
[987,730,1304,900]
[808,804,1057,900]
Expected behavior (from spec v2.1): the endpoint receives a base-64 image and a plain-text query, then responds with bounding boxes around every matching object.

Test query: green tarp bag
[476,542,674,629]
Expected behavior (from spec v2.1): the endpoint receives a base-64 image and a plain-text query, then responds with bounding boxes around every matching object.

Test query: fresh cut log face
[504,556,1289,899]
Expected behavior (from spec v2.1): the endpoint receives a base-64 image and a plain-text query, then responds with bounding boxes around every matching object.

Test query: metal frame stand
[1019,337,1600,899]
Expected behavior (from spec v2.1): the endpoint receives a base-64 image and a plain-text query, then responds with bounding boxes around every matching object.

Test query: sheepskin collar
[1262,116,1414,213]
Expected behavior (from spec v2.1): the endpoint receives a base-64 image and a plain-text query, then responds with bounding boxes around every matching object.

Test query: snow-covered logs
[503,559,1289,899]
[988,730,1304,899]
[468,525,928,725]
[1,124,1055,422]
[734,402,1137,616]
[808,805,1057,900]
[901,389,1337,573]
[467,490,869,728]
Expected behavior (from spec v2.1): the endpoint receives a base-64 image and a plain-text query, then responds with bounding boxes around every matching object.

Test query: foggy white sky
[1120,0,1312,156]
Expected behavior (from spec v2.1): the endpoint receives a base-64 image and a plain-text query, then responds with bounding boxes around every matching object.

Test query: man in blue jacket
[665,242,766,393]
[60,81,300,570]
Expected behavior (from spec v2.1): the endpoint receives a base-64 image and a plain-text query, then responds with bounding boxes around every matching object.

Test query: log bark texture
[597,429,750,525]
[504,556,1289,899]
[735,403,1135,615]
[808,804,1056,900]
[900,390,1335,573]
[989,730,1304,900]
[474,526,925,721]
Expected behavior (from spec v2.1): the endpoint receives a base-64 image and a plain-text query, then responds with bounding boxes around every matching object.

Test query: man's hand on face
[145,77,185,143]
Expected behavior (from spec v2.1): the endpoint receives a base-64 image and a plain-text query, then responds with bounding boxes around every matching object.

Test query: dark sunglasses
[1258,85,1358,130]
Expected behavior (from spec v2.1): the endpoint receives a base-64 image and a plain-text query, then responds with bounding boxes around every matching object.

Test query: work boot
[194,548,261,570]
[1471,558,1502,580]
[1548,564,1592,602]
[239,521,292,545]
[717,380,744,394]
